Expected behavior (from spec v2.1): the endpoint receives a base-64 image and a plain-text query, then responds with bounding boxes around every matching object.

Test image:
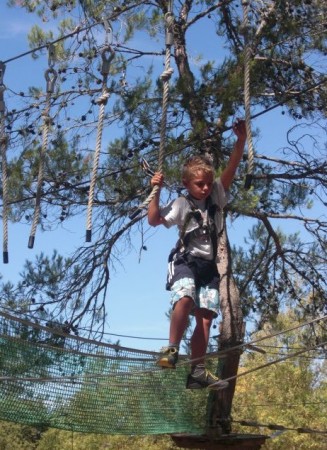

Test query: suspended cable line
[217,340,327,388]
[2,0,149,65]
[233,419,327,436]
[234,401,327,409]
[0,308,325,383]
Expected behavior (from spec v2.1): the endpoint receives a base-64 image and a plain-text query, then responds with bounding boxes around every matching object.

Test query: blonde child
[148,119,246,389]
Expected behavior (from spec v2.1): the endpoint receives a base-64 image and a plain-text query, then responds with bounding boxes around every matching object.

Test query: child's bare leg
[186,309,228,389]
[157,296,193,369]
[190,308,214,365]
[169,296,194,346]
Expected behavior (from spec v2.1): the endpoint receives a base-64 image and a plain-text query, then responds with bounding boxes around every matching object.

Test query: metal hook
[45,67,58,94]
[101,46,115,76]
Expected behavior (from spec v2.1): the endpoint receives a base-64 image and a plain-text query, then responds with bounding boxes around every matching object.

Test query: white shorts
[170,277,219,317]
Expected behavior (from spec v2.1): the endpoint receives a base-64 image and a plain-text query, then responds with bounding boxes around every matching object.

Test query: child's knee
[173,296,194,313]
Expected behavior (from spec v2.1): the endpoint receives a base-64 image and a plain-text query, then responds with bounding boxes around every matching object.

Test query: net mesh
[0,310,208,435]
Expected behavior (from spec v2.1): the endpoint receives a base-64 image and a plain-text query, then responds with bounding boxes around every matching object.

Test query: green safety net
[0,310,209,435]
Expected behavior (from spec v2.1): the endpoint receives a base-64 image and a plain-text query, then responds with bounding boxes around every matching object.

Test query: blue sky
[0,3,324,353]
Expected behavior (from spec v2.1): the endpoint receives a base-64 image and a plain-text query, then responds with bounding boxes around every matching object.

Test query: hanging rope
[0,62,9,263]
[28,45,57,249]
[85,44,115,242]
[129,1,174,219]
[242,0,255,190]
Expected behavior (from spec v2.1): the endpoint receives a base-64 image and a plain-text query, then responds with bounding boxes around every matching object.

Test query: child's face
[183,170,214,200]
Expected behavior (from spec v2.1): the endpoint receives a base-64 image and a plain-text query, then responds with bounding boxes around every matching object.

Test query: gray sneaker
[157,346,179,368]
[186,369,229,390]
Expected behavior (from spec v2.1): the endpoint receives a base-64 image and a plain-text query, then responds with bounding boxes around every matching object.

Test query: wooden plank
[171,433,269,450]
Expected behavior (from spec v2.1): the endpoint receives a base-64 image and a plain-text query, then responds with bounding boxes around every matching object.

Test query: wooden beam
[171,433,269,450]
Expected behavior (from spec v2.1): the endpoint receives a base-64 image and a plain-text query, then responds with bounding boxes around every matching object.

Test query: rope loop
[41,110,52,125]
[95,88,110,105]
[160,67,174,81]
[165,11,174,30]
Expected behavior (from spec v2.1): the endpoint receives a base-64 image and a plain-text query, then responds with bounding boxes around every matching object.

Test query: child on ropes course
[148,119,247,390]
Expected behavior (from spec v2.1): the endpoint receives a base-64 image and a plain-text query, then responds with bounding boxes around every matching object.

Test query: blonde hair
[182,155,214,181]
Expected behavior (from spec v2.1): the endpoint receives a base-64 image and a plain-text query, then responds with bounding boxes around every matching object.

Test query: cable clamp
[0,61,6,113]
[102,18,113,45]
[165,12,174,46]
[47,43,56,68]
[0,61,5,86]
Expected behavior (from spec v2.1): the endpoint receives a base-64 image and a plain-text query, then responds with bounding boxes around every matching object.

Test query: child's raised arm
[147,172,166,227]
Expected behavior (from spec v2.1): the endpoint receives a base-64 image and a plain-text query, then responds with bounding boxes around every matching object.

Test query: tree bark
[206,223,244,436]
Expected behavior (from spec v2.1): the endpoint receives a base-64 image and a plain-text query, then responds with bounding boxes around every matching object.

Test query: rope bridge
[0,310,208,435]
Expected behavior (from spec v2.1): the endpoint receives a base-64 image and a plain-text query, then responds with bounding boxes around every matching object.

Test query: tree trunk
[206,223,244,436]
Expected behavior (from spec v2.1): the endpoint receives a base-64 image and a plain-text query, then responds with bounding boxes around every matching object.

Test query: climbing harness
[172,195,219,258]
[166,195,221,290]
[242,0,255,190]
[0,61,9,263]
[28,45,57,249]
[85,24,115,242]
[129,1,174,219]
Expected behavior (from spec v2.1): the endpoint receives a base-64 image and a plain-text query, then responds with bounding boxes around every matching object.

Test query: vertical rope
[85,46,114,242]
[0,62,9,263]
[242,0,255,190]
[129,1,174,219]
[28,46,57,248]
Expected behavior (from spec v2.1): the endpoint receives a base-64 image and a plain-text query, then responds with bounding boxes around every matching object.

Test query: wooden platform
[171,433,269,450]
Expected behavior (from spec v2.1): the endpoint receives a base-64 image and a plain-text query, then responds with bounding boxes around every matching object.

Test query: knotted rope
[242,0,255,190]
[0,62,9,263]
[28,45,57,249]
[129,3,174,219]
[85,46,115,242]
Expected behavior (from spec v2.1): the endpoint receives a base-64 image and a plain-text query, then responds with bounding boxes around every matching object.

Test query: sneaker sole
[186,382,228,390]
[156,360,176,369]
[186,376,229,390]
[207,380,229,390]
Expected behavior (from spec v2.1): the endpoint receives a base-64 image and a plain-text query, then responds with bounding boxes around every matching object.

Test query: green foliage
[28,26,55,56]
[234,310,327,450]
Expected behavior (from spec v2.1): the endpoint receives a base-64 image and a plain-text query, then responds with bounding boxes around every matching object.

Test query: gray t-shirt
[160,179,229,260]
